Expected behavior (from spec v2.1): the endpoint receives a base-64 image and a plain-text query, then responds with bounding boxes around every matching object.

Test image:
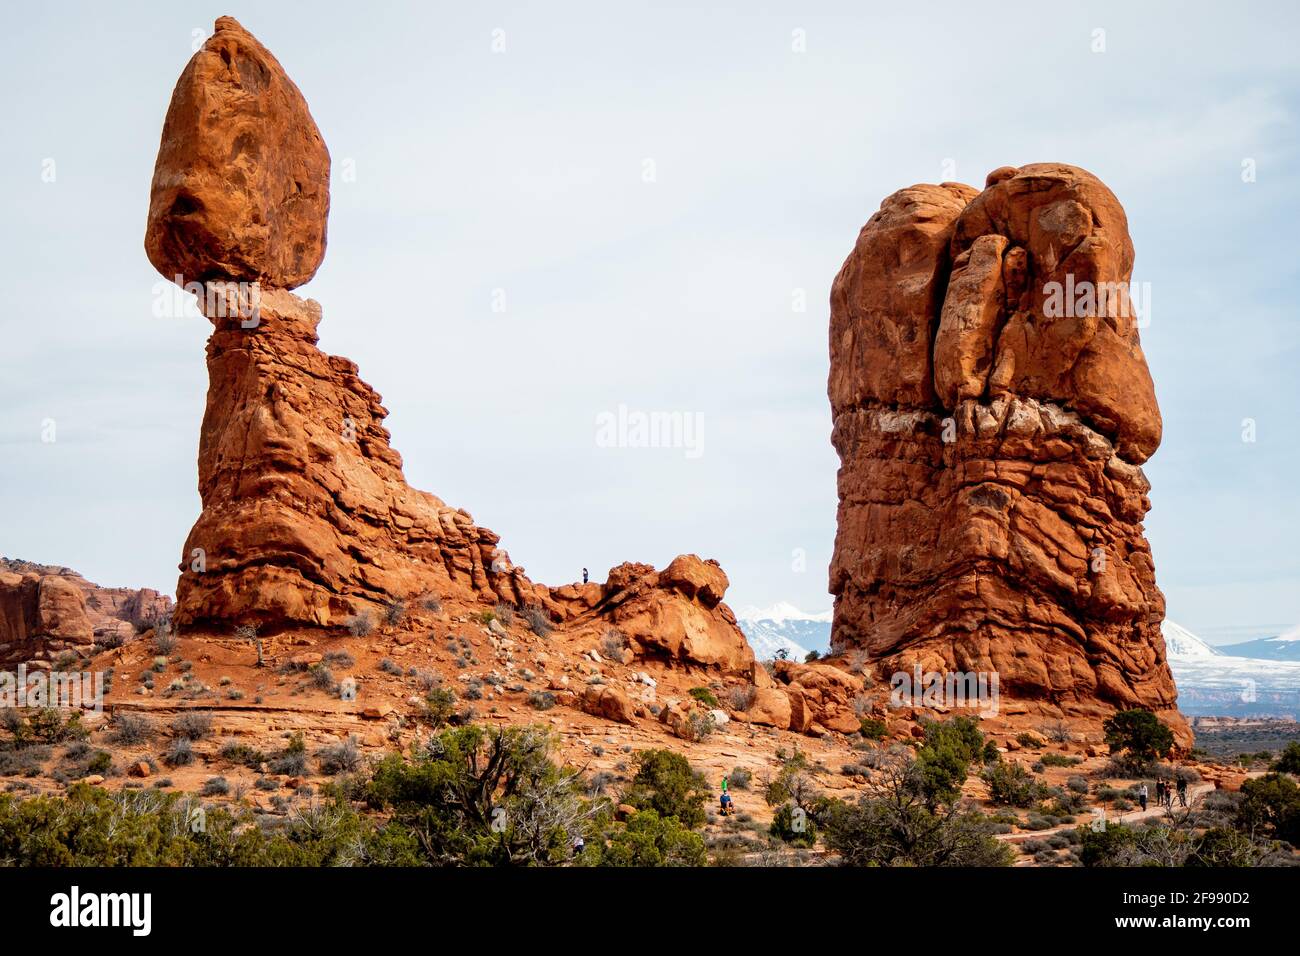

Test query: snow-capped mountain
[1216,624,1300,662]
[735,602,832,662]
[1164,619,1300,718]
[735,611,1299,717]
[1162,619,1221,658]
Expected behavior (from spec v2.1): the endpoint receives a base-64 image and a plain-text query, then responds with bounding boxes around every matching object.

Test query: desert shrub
[522,606,552,637]
[683,711,716,743]
[528,691,556,711]
[845,648,871,675]
[1102,709,1174,769]
[1067,775,1090,795]
[17,709,89,746]
[171,712,212,740]
[623,749,710,829]
[1016,733,1044,749]
[0,745,50,777]
[323,650,355,668]
[822,794,1014,867]
[317,737,362,775]
[413,670,440,692]
[983,761,1046,808]
[152,629,178,656]
[859,718,888,740]
[254,777,278,791]
[219,741,266,768]
[267,734,308,776]
[1078,822,1136,866]
[804,650,821,662]
[1273,741,1300,775]
[164,738,194,767]
[1235,773,1300,846]
[382,599,407,626]
[423,688,458,728]
[420,593,442,612]
[364,724,590,865]
[729,767,752,791]
[377,658,402,676]
[912,717,985,806]
[346,613,375,638]
[1041,753,1080,768]
[492,603,515,627]
[111,714,155,745]
[586,809,707,867]
[201,776,230,796]
[726,684,756,712]
[64,741,91,761]
[770,800,819,847]
[600,628,626,659]
[688,687,719,708]
[88,751,112,775]
[1041,720,1072,744]
[301,664,334,694]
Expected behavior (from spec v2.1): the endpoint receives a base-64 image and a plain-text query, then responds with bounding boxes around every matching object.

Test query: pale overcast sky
[2,1,1297,646]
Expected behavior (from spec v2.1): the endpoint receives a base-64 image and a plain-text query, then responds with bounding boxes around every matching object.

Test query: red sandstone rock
[743,686,793,730]
[586,557,755,673]
[581,685,635,724]
[828,164,1186,744]
[0,558,174,665]
[773,660,865,735]
[153,24,754,680]
[173,289,542,628]
[145,17,329,289]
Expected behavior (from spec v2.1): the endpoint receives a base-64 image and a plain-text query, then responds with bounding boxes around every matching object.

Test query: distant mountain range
[1163,619,1300,718]
[735,602,831,662]
[1215,628,1300,662]
[736,605,1299,719]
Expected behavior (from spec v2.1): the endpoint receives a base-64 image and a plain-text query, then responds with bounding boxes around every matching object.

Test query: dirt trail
[998,782,1216,845]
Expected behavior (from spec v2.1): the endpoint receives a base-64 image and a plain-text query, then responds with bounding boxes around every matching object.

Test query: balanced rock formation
[149,18,753,676]
[145,16,329,289]
[0,558,173,666]
[828,164,1183,735]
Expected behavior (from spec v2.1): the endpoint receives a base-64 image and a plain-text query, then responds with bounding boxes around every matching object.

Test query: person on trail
[721,775,728,793]
[572,835,585,856]
[1177,776,1188,807]
[719,791,734,816]
[1138,783,1149,812]
[582,568,589,584]
[1155,780,1166,807]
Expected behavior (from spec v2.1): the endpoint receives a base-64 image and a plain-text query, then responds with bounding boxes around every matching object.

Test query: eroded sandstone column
[829,164,1184,732]
[148,18,540,628]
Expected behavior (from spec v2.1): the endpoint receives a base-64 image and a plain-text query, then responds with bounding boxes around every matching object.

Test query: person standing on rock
[1138,783,1148,812]
[582,568,589,584]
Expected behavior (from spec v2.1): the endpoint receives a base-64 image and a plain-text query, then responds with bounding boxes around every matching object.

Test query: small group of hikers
[719,775,735,816]
[1136,776,1187,812]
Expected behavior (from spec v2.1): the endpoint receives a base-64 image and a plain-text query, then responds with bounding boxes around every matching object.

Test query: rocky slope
[0,558,172,666]
[828,165,1186,742]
